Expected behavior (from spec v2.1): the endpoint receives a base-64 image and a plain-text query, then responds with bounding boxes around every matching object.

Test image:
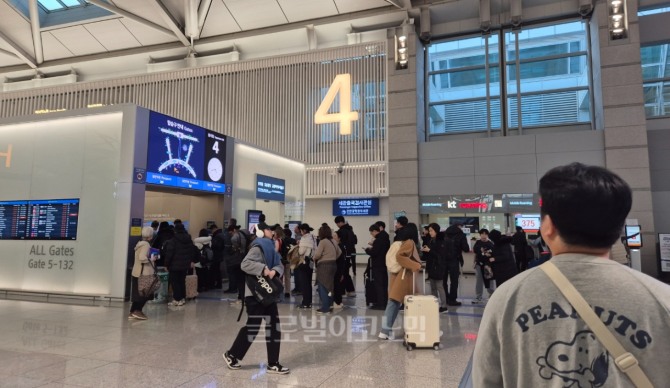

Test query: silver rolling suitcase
[403,269,440,351]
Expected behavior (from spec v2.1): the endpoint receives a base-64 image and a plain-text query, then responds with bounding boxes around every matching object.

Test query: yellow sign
[130,227,142,237]
[0,144,11,168]
[314,74,359,135]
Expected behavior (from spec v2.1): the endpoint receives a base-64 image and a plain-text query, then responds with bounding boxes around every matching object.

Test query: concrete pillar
[387,27,424,227]
[591,0,657,276]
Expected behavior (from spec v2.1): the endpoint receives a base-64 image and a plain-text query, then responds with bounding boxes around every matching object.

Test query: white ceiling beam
[151,0,192,47]
[197,0,214,36]
[0,47,17,58]
[384,0,405,9]
[0,30,37,69]
[28,0,43,64]
[85,0,177,39]
[185,0,199,39]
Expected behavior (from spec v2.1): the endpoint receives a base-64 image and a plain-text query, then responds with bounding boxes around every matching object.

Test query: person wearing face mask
[421,223,449,313]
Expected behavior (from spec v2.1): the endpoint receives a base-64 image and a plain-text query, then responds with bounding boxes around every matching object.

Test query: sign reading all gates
[333,198,379,216]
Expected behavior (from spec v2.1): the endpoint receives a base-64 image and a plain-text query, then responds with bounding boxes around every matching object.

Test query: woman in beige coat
[130,226,157,320]
[379,223,422,339]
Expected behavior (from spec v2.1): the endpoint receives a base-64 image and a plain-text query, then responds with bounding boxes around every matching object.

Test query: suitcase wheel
[406,343,414,351]
[433,344,440,351]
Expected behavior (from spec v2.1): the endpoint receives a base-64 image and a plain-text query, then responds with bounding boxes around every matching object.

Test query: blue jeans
[381,299,402,336]
[317,283,331,312]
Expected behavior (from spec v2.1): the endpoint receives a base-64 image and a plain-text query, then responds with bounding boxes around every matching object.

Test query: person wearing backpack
[194,228,213,293]
[296,223,316,309]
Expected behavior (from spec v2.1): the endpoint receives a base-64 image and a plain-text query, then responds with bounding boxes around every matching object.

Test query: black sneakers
[223,351,241,370]
[267,363,290,374]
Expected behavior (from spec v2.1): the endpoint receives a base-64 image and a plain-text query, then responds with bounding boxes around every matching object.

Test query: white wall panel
[0,42,388,198]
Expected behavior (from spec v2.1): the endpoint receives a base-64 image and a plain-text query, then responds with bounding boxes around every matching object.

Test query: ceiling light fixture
[609,0,628,40]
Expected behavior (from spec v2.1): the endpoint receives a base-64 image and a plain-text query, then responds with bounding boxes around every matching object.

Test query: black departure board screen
[27,199,80,240]
[0,200,30,239]
[0,199,80,240]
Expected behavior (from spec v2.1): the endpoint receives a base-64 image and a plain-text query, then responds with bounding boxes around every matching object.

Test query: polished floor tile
[0,273,485,387]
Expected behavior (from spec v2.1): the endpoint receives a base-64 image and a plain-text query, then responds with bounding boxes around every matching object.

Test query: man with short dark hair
[473,163,670,387]
[334,216,357,293]
[393,216,408,242]
[365,223,390,310]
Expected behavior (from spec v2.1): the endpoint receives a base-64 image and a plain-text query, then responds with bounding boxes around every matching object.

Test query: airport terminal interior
[1,0,670,387]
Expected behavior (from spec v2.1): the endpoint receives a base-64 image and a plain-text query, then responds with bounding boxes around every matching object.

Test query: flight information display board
[0,200,29,239]
[146,111,227,194]
[0,199,79,240]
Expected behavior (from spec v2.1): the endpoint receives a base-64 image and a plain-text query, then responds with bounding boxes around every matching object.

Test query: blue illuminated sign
[256,174,285,201]
[332,198,379,216]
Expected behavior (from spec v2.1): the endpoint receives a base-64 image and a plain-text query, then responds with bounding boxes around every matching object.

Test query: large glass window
[427,21,591,134]
[641,43,670,118]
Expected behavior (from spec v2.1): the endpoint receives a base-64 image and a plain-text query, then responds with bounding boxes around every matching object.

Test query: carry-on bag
[185,269,199,299]
[364,258,377,306]
[403,268,440,351]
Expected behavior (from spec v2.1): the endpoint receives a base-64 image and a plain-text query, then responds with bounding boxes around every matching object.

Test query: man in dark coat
[335,216,357,294]
[443,224,470,306]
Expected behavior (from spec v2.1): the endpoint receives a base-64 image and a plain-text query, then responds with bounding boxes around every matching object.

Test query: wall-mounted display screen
[256,174,285,201]
[0,199,79,240]
[625,225,642,248]
[515,214,541,233]
[332,198,379,216]
[0,200,29,239]
[449,216,479,233]
[146,111,227,194]
[247,210,263,232]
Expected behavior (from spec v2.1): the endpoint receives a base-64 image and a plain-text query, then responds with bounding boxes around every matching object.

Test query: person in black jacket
[443,224,470,306]
[511,226,529,273]
[209,224,225,290]
[472,228,495,304]
[487,229,518,287]
[164,224,198,306]
[421,223,449,313]
[151,221,174,267]
[334,216,357,294]
[364,223,390,310]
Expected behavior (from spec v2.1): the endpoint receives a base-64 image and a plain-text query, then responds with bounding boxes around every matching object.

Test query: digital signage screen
[247,210,263,232]
[515,214,541,233]
[449,217,479,233]
[0,200,29,239]
[0,199,79,240]
[256,174,285,202]
[146,111,227,194]
[332,198,379,216]
[625,225,642,248]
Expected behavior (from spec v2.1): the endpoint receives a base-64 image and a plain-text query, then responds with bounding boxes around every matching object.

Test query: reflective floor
[0,272,484,388]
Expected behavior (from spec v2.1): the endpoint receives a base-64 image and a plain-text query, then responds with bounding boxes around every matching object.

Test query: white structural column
[386,27,423,226]
[591,1,656,275]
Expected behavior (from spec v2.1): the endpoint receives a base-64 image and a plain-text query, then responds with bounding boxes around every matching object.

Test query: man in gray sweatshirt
[473,163,670,387]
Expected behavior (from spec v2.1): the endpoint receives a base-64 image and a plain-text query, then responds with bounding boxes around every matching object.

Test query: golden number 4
[314,74,359,135]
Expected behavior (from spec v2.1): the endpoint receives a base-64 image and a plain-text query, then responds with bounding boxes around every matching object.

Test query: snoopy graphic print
[537,331,610,388]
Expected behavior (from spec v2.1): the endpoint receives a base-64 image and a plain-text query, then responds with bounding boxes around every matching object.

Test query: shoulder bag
[138,260,161,299]
[540,261,653,388]
[245,246,284,307]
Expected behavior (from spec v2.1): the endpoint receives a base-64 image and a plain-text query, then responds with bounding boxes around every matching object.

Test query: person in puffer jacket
[164,223,198,306]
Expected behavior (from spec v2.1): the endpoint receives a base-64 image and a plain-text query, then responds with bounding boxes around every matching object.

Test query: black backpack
[200,243,214,266]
